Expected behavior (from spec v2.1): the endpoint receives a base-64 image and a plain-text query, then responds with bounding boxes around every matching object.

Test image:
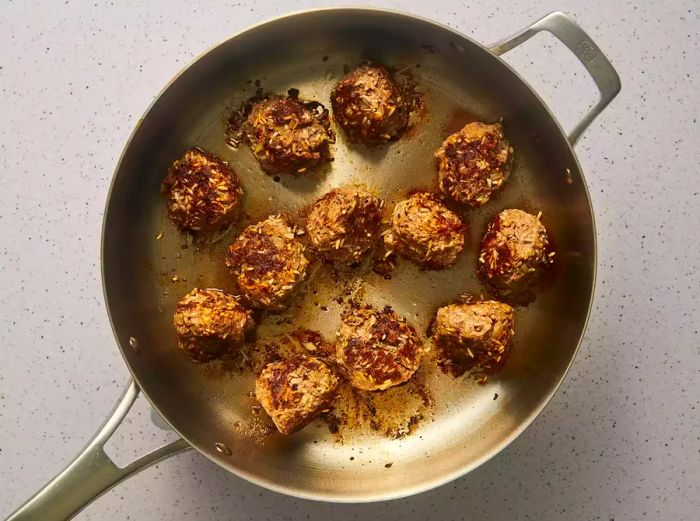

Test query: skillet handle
[488,11,621,145]
[6,380,190,521]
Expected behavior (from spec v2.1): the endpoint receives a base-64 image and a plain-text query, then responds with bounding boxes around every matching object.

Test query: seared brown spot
[435,121,512,206]
[255,356,339,435]
[241,95,335,174]
[331,64,412,145]
[226,215,309,310]
[382,191,465,269]
[305,184,383,264]
[161,148,243,232]
[336,304,425,391]
[432,300,515,378]
[173,288,253,362]
[477,208,553,302]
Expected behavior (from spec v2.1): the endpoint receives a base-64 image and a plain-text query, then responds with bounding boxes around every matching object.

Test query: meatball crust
[435,122,513,206]
[173,288,253,362]
[383,192,465,269]
[161,148,243,232]
[433,300,515,375]
[306,185,383,264]
[336,305,425,391]
[331,65,410,144]
[243,95,334,174]
[478,209,553,296]
[255,356,339,435]
[226,216,309,310]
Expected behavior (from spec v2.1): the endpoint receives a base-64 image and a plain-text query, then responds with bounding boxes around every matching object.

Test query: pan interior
[103,9,594,500]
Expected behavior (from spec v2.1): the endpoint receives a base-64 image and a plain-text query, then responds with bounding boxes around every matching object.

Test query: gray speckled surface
[1,0,699,519]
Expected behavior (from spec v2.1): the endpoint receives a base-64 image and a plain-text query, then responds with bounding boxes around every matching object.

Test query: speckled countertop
[1,0,698,519]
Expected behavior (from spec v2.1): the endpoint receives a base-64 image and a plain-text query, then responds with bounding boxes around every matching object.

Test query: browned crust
[382,192,465,269]
[255,356,339,434]
[435,122,513,206]
[336,305,425,391]
[243,95,335,174]
[331,65,410,144]
[161,148,243,232]
[432,300,515,377]
[477,208,554,298]
[306,184,383,264]
[226,215,309,310]
[173,288,253,362]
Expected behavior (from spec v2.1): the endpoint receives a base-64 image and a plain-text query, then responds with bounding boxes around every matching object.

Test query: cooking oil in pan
[147,57,551,449]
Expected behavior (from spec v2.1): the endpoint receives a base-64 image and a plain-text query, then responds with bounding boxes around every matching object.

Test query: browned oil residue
[393,65,425,142]
[323,365,434,440]
[224,88,267,148]
[239,395,278,444]
[372,254,395,280]
[537,222,561,294]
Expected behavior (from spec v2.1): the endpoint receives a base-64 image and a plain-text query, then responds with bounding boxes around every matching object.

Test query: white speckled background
[1,0,698,519]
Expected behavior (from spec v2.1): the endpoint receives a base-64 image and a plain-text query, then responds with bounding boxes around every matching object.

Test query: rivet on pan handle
[6,380,191,521]
[488,11,621,145]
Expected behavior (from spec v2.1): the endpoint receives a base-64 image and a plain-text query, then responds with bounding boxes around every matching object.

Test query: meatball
[255,356,339,435]
[336,305,425,391]
[478,208,553,297]
[383,192,465,269]
[243,95,334,174]
[226,216,309,310]
[173,288,253,362]
[331,64,410,144]
[435,121,513,206]
[432,300,515,376]
[306,185,383,264]
[161,148,243,232]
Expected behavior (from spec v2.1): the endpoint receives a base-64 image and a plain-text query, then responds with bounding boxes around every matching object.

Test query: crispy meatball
[336,305,425,391]
[432,300,515,376]
[478,209,553,296]
[435,122,513,206]
[226,216,309,310]
[243,95,334,174]
[161,148,243,232]
[173,288,253,362]
[306,185,383,264]
[255,356,339,434]
[331,65,410,144]
[383,192,465,269]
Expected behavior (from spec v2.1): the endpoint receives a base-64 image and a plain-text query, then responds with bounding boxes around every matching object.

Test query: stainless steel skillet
[8,8,620,520]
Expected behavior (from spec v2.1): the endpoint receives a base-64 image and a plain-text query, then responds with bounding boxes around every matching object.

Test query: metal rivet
[215,442,232,455]
[577,40,597,62]
[129,337,140,352]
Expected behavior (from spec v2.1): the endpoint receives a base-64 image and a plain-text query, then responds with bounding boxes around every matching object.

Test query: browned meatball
[255,356,339,434]
[243,95,334,174]
[306,185,383,264]
[161,148,243,232]
[383,192,465,269]
[173,288,253,362]
[226,216,309,310]
[478,209,553,297]
[432,300,515,376]
[435,122,513,206]
[336,305,425,391]
[331,65,410,144]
